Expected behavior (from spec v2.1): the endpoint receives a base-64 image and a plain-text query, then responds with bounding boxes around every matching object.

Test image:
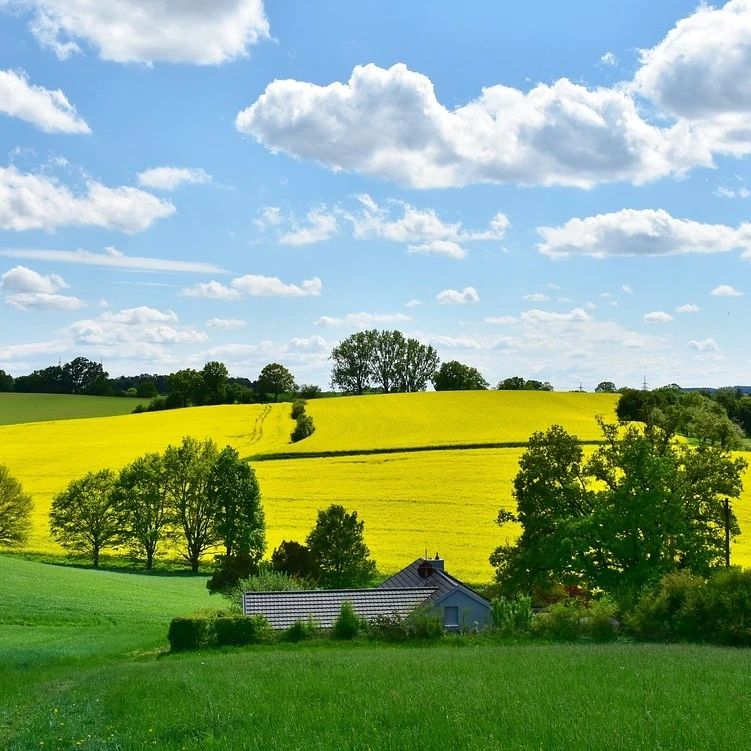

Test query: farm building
[243,556,492,630]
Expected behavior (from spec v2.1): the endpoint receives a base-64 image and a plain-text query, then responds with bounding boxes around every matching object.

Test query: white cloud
[484,315,517,324]
[206,318,247,329]
[0,68,90,133]
[137,167,211,191]
[237,62,700,189]
[643,311,673,323]
[522,293,550,302]
[0,166,174,233]
[520,308,592,324]
[689,338,719,353]
[279,209,338,246]
[8,0,269,65]
[0,264,83,310]
[675,303,700,314]
[622,284,633,295]
[436,287,479,304]
[715,186,750,199]
[407,240,467,259]
[599,52,618,67]
[183,274,323,300]
[405,299,422,308]
[314,312,411,328]
[288,335,328,352]
[69,306,207,346]
[0,247,223,274]
[537,208,751,258]
[711,284,743,297]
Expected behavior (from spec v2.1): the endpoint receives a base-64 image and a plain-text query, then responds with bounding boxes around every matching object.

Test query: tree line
[48,437,265,570]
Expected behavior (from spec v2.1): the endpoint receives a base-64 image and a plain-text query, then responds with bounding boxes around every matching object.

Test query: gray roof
[377,559,490,608]
[243,587,436,630]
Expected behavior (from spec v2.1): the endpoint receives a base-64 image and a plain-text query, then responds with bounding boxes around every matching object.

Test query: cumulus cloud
[689,338,720,353]
[407,240,467,259]
[436,287,479,304]
[711,284,743,297]
[675,303,700,314]
[313,312,411,328]
[0,68,90,133]
[137,166,211,190]
[0,247,223,274]
[522,293,550,302]
[404,299,423,308]
[0,166,174,233]
[599,52,618,67]
[183,274,323,300]
[484,315,517,324]
[715,186,750,199]
[0,264,83,310]
[237,63,700,189]
[206,318,247,329]
[279,209,338,246]
[69,306,207,346]
[537,208,751,259]
[6,0,269,65]
[643,311,673,323]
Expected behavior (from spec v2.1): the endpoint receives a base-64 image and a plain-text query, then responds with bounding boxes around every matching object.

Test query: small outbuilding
[242,555,492,631]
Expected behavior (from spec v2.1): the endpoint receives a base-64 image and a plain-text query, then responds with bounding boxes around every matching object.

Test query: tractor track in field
[248,404,272,446]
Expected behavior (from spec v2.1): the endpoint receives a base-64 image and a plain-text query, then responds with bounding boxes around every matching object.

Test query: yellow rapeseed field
[2,391,750,582]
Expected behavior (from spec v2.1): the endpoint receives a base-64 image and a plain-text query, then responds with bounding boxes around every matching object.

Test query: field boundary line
[249,439,606,462]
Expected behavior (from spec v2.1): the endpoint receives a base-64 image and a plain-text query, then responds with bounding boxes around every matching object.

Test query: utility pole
[642,376,648,391]
[724,497,731,568]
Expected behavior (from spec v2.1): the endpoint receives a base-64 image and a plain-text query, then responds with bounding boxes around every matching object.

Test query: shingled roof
[243,587,436,630]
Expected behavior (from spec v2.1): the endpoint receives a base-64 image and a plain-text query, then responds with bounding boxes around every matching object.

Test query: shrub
[369,609,443,641]
[492,595,533,636]
[271,540,319,582]
[291,414,315,442]
[407,609,444,640]
[532,598,619,642]
[290,399,307,420]
[284,616,319,642]
[207,552,260,596]
[168,616,214,651]
[370,612,409,642]
[332,601,364,640]
[214,615,273,646]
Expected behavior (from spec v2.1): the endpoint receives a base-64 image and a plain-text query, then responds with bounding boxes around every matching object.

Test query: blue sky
[0,0,749,389]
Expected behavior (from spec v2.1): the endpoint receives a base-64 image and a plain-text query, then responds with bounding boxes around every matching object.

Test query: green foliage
[306,504,376,588]
[271,540,319,582]
[0,465,32,547]
[257,363,296,401]
[595,381,617,393]
[332,601,364,640]
[167,368,204,408]
[532,599,619,642]
[200,361,229,405]
[168,616,214,652]
[207,552,260,596]
[497,376,553,391]
[0,368,13,391]
[406,609,444,639]
[49,469,120,566]
[290,398,307,420]
[298,384,322,399]
[330,330,377,394]
[209,446,265,559]
[627,568,751,646]
[283,616,319,642]
[433,361,489,391]
[136,379,159,398]
[491,595,533,636]
[492,420,747,602]
[214,615,273,646]
[291,413,315,442]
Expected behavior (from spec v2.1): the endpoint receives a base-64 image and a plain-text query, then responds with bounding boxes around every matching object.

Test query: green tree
[62,357,107,394]
[0,465,32,546]
[0,369,14,391]
[257,363,296,402]
[595,381,617,393]
[398,337,439,392]
[492,420,747,603]
[497,376,527,390]
[49,470,120,566]
[114,453,172,569]
[200,361,229,405]
[371,330,406,393]
[136,379,159,398]
[433,361,489,391]
[271,540,319,581]
[209,446,265,560]
[306,505,376,588]
[330,330,377,394]
[167,368,203,407]
[163,437,220,572]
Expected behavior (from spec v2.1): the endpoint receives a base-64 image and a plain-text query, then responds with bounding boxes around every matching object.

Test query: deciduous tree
[257,363,296,402]
[433,361,489,391]
[0,465,32,546]
[330,330,377,394]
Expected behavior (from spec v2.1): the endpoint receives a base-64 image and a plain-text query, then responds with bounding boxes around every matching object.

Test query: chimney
[431,553,445,571]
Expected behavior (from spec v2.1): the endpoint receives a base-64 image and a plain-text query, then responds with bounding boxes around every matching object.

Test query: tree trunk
[191,559,199,573]
[93,546,100,568]
[146,548,154,570]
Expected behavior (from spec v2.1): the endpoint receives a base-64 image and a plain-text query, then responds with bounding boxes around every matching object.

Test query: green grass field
[0,392,150,425]
[2,556,751,751]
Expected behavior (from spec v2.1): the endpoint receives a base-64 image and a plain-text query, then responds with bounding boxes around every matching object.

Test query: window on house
[444,605,459,628]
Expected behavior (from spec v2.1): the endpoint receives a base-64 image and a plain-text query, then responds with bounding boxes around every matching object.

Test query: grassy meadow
[2,556,751,751]
[0,392,150,425]
[2,390,751,580]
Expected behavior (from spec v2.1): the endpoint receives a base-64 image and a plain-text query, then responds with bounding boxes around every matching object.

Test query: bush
[291,414,315,442]
[291,399,307,420]
[627,568,751,646]
[407,609,444,640]
[168,616,214,651]
[492,595,533,636]
[283,616,319,642]
[332,601,364,640]
[214,615,273,646]
[532,598,619,642]
[369,609,443,641]
[207,552,260,596]
[271,540,319,582]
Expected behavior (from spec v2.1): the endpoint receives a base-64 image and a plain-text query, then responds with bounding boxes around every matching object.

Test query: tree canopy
[433,361,489,391]
[0,465,32,547]
[257,363,296,401]
[497,376,553,391]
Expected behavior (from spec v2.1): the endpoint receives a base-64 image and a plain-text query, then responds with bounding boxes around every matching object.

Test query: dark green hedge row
[168,614,273,651]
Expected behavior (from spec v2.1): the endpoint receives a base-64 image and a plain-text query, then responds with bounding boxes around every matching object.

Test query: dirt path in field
[248,404,272,445]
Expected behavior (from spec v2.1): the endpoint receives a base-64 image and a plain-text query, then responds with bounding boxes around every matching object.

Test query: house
[242,555,492,631]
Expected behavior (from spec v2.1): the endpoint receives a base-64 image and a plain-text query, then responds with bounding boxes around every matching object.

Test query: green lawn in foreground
[2,555,751,750]
[0,392,150,425]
